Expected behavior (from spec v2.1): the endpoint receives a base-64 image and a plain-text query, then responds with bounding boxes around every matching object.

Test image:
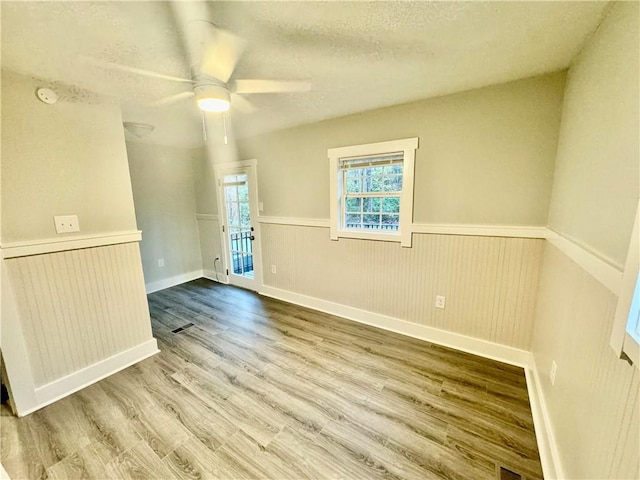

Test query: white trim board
[145,269,204,294]
[258,216,331,228]
[545,229,623,295]
[525,354,565,480]
[18,339,159,417]
[259,285,530,367]
[1,230,142,259]
[412,223,547,239]
[256,216,546,238]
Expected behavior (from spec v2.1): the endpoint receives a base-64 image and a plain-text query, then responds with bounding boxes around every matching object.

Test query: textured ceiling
[2,1,610,147]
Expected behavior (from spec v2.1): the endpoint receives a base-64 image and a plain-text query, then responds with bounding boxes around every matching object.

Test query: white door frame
[214,159,263,291]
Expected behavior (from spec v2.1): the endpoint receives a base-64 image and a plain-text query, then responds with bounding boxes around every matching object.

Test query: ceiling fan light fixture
[195,84,231,113]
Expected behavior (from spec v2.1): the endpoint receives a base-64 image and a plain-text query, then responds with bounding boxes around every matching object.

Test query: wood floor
[1,279,543,480]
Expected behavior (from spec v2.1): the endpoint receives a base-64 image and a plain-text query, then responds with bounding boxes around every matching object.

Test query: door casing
[214,159,263,291]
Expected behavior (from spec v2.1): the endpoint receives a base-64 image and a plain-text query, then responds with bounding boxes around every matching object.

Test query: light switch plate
[54,215,80,234]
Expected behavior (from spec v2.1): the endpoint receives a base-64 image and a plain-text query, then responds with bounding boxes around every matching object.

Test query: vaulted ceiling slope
[1,1,610,147]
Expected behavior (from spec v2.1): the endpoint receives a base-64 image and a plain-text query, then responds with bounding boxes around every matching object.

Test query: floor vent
[499,466,522,480]
[171,323,194,334]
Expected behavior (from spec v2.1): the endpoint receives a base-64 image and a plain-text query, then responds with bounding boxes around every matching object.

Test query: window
[611,199,640,367]
[624,272,640,363]
[329,137,418,246]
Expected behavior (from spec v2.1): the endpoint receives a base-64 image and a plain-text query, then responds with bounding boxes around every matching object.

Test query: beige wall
[1,70,138,243]
[193,145,219,215]
[126,142,203,287]
[547,2,639,269]
[531,3,640,478]
[239,72,565,226]
[1,70,155,415]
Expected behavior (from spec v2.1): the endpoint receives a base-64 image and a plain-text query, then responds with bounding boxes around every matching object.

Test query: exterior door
[215,160,262,291]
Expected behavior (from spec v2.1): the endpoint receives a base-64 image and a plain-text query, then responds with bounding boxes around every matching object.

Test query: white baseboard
[259,285,530,367]
[17,339,159,417]
[525,354,564,480]
[202,269,228,284]
[146,269,204,294]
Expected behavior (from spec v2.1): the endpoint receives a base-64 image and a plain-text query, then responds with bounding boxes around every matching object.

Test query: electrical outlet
[54,215,80,233]
[158,258,165,268]
[435,295,446,309]
[550,360,558,386]
[271,265,277,274]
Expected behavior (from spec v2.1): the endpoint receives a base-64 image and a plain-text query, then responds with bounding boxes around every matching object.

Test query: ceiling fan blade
[198,25,246,83]
[232,79,312,94]
[149,91,194,107]
[79,56,193,84]
[230,93,257,114]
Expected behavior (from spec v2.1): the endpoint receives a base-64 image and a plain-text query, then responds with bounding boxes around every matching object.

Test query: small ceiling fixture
[123,122,155,139]
[36,87,58,105]
[194,84,231,113]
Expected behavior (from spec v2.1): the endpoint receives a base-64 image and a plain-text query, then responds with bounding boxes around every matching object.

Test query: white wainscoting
[260,223,544,350]
[529,243,639,480]
[2,240,157,415]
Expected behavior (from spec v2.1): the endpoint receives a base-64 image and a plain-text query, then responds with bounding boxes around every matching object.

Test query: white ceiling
[2,1,610,148]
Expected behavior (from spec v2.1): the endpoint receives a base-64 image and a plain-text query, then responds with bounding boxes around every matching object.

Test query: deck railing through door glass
[230,231,254,274]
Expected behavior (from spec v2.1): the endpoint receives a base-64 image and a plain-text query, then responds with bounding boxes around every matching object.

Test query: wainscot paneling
[4,242,155,388]
[260,224,544,351]
[530,243,639,479]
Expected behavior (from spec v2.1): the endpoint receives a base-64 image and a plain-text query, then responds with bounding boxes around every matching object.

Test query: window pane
[228,203,239,226]
[383,164,403,175]
[345,197,361,212]
[383,175,403,192]
[381,214,399,227]
[239,203,250,227]
[346,176,362,193]
[345,214,361,227]
[225,185,238,202]
[238,187,249,202]
[363,197,380,213]
[363,214,380,227]
[382,197,400,213]
[363,170,383,193]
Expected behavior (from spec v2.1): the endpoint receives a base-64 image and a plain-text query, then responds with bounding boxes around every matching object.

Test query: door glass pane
[224,173,254,279]
[228,203,239,227]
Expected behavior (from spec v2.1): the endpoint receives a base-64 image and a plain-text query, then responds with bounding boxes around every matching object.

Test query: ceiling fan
[81,3,311,116]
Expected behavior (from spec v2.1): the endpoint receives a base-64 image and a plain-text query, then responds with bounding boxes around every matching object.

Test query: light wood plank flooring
[1,279,543,479]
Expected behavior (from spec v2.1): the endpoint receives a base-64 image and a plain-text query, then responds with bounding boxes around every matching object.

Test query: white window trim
[328,137,418,247]
[611,198,640,368]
